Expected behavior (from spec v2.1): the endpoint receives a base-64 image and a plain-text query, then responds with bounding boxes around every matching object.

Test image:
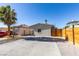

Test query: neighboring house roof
[66,20,79,25]
[63,20,79,29]
[14,24,29,28]
[30,23,55,30]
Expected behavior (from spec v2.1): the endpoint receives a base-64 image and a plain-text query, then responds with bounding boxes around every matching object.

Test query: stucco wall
[34,28,51,36]
[14,27,32,35]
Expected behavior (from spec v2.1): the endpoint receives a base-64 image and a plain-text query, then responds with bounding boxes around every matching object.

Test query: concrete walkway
[57,41,79,56]
[0,39,61,56]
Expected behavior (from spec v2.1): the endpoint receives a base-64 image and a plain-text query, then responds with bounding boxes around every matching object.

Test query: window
[38,29,41,33]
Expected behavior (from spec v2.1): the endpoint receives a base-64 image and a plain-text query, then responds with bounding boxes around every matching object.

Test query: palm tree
[0,5,17,37]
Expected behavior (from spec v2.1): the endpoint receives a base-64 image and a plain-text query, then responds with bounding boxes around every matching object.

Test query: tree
[0,5,17,37]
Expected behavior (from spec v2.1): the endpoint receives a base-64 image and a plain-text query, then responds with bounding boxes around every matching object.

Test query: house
[0,27,12,32]
[13,24,33,36]
[30,23,56,36]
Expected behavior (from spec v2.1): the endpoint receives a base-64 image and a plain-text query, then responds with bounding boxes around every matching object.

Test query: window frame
[38,29,41,33]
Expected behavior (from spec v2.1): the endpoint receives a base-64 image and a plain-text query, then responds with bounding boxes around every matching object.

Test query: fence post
[65,27,68,41]
[72,25,75,45]
[55,28,57,36]
[65,27,66,38]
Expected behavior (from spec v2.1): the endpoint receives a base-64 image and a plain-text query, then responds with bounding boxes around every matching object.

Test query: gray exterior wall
[34,28,51,36]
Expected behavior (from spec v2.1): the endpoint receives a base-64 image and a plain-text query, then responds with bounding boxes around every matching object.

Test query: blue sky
[0,3,79,28]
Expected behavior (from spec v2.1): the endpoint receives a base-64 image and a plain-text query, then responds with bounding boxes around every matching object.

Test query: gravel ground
[0,39,61,56]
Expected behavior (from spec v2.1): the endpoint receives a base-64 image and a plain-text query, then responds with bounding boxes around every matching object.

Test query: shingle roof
[30,23,55,30]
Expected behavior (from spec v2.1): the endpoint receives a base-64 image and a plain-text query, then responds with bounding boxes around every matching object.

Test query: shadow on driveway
[24,37,66,42]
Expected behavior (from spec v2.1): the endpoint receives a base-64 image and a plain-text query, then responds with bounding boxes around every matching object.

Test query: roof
[14,24,29,28]
[30,23,55,30]
[66,20,79,25]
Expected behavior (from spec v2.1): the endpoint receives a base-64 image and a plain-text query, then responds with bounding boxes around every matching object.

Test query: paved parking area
[0,37,79,56]
[0,39,61,56]
[57,41,79,56]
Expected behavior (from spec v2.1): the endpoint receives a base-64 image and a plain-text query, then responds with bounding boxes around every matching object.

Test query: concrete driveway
[0,37,78,56]
[57,41,79,56]
[0,39,61,56]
